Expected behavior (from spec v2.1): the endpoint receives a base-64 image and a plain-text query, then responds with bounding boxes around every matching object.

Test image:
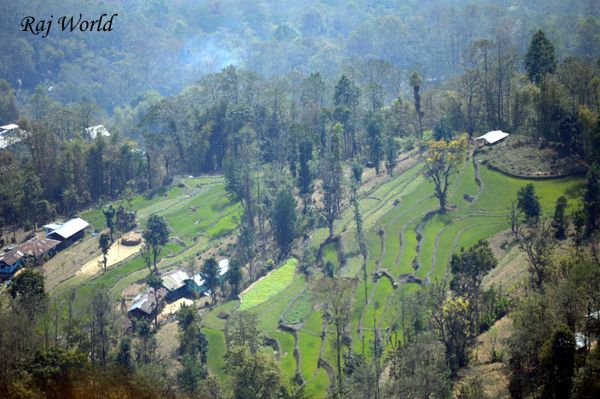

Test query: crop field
[202,154,582,396]
[49,176,241,306]
[54,158,582,398]
[239,258,298,310]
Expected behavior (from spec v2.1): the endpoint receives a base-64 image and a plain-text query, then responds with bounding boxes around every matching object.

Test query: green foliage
[9,268,46,302]
[525,30,557,85]
[572,345,600,399]
[224,346,282,399]
[142,214,169,272]
[552,195,568,240]
[200,257,220,304]
[271,188,297,254]
[584,163,600,235]
[540,324,576,399]
[517,183,541,222]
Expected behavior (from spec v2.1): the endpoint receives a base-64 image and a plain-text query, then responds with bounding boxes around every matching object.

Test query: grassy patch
[271,330,296,379]
[204,328,227,381]
[239,258,298,311]
[303,368,330,399]
[298,330,321,380]
[282,290,313,325]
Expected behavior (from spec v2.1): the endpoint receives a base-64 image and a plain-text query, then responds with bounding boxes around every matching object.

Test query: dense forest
[1,1,600,398]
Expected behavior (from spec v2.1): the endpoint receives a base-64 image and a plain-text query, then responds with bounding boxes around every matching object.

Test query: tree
[9,268,46,304]
[518,219,557,291]
[200,257,220,305]
[0,79,18,123]
[540,324,575,399]
[351,183,368,306]
[115,338,134,372]
[227,259,243,298]
[517,183,541,222]
[334,75,360,157]
[226,311,261,353]
[146,273,164,328]
[410,71,424,138]
[175,304,209,394]
[351,158,363,184]
[224,346,282,399]
[320,122,345,238]
[572,345,600,399]
[584,163,600,235]
[365,111,385,174]
[385,132,400,175]
[421,136,468,212]
[525,30,557,85]
[297,138,313,210]
[385,335,451,399]
[314,277,355,393]
[103,205,116,242]
[552,196,568,240]
[271,188,297,255]
[21,170,43,230]
[429,290,473,377]
[450,240,497,334]
[98,232,111,272]
[142,214,169,273]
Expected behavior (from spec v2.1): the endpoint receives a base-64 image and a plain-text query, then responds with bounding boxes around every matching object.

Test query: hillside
[195,153,581,396]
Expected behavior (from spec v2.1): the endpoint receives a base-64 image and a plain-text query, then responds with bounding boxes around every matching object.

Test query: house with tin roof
[0,248,24,280]
[44,217,90,251]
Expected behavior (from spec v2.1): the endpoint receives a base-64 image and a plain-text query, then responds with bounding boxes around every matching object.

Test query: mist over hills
[1,0,598,112]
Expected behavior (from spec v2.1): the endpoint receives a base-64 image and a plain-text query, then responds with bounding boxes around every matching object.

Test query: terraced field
[50,156,582,398]
[203,154,582,397]
[49,176,241,305]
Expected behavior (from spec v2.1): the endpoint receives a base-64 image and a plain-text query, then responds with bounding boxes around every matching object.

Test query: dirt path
[76,240,142,277]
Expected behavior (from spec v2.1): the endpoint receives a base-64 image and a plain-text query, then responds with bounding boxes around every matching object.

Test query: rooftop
[46,218,90,240]
[476,130,510,144]
[0,248,24,266]
[0,124,19,131]
[218,258,230,276]
[128,287,167,314]
[85,125,111,140]
[18,237,60,258]
[162,270,190,291]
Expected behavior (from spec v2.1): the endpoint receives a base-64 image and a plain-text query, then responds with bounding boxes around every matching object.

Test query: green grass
[271,330,296,379]
[298,330,321,381]
[282,290,313,325]
[239,258,298,311]
[204,327,227,381]
[303,368,330,398]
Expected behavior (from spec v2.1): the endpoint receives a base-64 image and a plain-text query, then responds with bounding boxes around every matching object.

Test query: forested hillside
[1,0,599,111]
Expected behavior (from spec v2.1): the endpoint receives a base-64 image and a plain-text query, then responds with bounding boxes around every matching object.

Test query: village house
[127,287,167,319]
[474,130,510,148]
[187,258,230,297]
[18,237,61,265]
[84,125,110,140]
[0,123,24,149]
[162,270,190,301]
[0,247,24,280]
[44,217,90,251]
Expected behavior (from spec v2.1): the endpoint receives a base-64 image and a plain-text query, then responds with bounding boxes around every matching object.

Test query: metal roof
[476,130,510,144]
[47,218,90,240]
[218,259,230,276]
[128,287,166,314]
[0,124,19,131]
[85,125,111,139]
[162,270,190,291]
[18,237,60,258]
[0,248,24,265]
